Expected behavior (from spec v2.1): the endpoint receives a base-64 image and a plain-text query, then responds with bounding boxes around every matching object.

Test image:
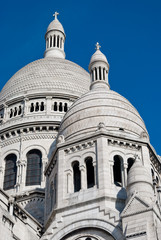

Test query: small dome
[89,43,109,70]
[59,87,148,141]
[47,18,65,35]
[89,49,108,65]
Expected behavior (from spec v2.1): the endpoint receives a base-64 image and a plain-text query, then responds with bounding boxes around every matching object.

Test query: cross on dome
[95,42,101,50]
[53,11,59,20]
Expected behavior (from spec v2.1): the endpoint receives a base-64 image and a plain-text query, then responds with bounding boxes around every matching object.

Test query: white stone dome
[0,57,90,103]
[59,87,148,141]
[47,18,65,34]
[89,49,108,65]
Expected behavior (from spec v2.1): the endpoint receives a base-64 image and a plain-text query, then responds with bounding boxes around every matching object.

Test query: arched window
[54,35,56,47]
[10,109,13,118]
[59,102,63,112]
[73,161,81,192]
[3,154,17,190]
[30,103,34,112]
[99,67,102,80]
[95,68,98,80]
[113,155,123,187]
[85,157,95,188]
[57,36,59,48]
[18,106,22,115]
[26,149,42,186]
[127,158,135,173]
[35,102,39,112]
[14,107,17,116]
[40,102,44,111]
[54,102,57,111]
[64,103,68,112]
[50,36,52,47]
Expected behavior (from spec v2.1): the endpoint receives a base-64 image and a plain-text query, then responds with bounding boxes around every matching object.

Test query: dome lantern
[88,43,110,90]
[44,12,66,59]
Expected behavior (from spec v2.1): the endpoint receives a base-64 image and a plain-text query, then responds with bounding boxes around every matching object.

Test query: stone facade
[0,13,161,240]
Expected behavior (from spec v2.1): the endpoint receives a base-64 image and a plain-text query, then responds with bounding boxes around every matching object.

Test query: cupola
[88,43,110,90]
[44,12,66,58]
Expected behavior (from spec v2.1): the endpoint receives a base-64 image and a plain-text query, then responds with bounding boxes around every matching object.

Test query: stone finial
[95,42,101,50]
[53,11,59,20]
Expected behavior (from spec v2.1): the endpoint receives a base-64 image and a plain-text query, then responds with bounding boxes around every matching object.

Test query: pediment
[121,192,150,217]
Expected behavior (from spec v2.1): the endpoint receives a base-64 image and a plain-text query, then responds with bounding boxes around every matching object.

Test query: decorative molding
[1,133,57,148]
[108,139,141,150]
[64,140,95,155]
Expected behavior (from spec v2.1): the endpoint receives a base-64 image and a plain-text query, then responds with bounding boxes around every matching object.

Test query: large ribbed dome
[59,87,148,141]
[0,58,90,103]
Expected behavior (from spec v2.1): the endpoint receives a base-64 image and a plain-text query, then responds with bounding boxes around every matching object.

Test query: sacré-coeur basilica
[0,12,161,240]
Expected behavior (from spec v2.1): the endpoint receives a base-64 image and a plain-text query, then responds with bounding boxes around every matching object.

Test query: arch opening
[26,149,42,186]
[3,154,17,190]
[85,157,95,188]
[73,161,81,192]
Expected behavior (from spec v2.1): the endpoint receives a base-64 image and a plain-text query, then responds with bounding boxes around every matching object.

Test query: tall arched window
[113,155,123,187]
[85,157,95,188]
[127,158,134,173]
[26,149,42,186]
[73,161,81,192]
[64,103,68,112]
[3,154,17,190]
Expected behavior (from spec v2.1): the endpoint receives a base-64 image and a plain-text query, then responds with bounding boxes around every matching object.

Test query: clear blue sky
[0,0,161,154]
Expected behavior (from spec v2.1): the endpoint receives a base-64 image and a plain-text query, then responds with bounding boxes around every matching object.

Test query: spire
[44,12,66,59]
[88,43,109,90]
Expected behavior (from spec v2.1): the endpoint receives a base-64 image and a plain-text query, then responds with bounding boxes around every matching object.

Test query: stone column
[93,69,95,81]
[23,98,29,116]
[92,161,97,186]
[96,137,110,190]
[20,160,27,190]
[46,96,52,115]
[66,169,73,193]
[3,103,8,122]
[79,165,87,190]
[57,149,65,208]
[123,162,128,187]
[109,161,114,185]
